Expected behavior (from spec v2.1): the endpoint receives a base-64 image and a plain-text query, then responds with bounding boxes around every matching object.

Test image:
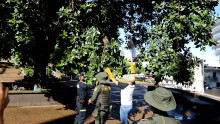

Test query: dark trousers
[74,101,86,124]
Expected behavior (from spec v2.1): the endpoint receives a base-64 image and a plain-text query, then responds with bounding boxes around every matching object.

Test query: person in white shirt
[105,62,135,124]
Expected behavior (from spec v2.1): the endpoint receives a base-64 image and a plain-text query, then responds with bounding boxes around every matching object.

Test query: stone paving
[0,62,24,82]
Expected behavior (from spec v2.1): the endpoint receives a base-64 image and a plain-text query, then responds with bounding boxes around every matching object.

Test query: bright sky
[119,2,220,61]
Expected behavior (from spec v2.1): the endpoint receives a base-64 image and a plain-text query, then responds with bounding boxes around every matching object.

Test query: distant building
[203,59,220,87]
[212,19,220,56]
[208,19,220,87]
[125,35,136,61]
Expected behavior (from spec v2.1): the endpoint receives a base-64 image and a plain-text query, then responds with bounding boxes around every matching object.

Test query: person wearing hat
[86,72,111,124]
[138,87,181,124]
[105,62,136,124]
[74,72,96,124]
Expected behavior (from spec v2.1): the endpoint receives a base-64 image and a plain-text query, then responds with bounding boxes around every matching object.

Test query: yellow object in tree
[105,68,114,80]
[131,62,135,74]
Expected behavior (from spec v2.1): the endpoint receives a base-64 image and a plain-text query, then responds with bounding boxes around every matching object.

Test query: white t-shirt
[118,82,135,105]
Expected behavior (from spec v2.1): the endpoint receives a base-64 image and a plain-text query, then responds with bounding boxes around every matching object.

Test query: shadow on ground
[42,114,76,124]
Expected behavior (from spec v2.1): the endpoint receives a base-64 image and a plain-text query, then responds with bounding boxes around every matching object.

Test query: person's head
[127,75,135,85]
[95,72,110,84]
[79,72,85,82]
[144,87,176,112]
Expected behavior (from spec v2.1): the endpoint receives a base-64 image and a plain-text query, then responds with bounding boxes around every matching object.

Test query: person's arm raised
[111,78,118,86]
[105,68,118,86]
[130,62,136,79]
[130,62,135,74]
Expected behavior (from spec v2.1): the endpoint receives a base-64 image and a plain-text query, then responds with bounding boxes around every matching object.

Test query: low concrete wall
[8,88,76,107]
[8,93,62,107]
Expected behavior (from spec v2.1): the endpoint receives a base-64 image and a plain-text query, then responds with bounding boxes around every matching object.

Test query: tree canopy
[121,0,218,83]
[0,0,218,84]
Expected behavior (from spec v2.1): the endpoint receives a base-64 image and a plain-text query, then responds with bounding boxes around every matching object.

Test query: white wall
[204,59,220,67]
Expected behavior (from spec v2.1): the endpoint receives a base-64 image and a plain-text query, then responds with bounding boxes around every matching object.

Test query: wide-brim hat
[95,72,110,84]
[144,87,176,111]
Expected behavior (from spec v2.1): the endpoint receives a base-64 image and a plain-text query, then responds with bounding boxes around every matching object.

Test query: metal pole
[202,51,205,93]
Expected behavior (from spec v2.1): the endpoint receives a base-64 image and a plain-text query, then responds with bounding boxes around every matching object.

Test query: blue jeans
[120,105,132,124]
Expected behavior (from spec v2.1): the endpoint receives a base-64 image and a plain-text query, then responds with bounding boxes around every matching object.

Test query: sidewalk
[203,88,220,101]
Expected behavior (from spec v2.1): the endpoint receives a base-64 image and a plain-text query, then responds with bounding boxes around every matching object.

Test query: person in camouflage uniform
[88,72,111,124]
[138,87,181,124]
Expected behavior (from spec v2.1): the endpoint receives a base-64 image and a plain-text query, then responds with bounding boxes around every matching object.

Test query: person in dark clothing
[74,72,96,124]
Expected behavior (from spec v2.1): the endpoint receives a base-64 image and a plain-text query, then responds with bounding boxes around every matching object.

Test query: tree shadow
[43,80,77,110]
[42,114,76,124]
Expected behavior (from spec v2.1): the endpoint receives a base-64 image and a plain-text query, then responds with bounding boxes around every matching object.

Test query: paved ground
[4,106,76,124]
[4,105,124,124]
[204,88,220,101]
[3,83,152,124]
[3,84,220,124]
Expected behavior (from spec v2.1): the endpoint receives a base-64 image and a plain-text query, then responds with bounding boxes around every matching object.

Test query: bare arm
[111,78,118,86]
[131,74,135,80]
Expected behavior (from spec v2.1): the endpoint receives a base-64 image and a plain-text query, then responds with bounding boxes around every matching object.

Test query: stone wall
[8,93,63,107]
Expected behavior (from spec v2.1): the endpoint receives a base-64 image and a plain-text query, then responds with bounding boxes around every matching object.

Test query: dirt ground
[3,83,154,124]
[4,105,126,124]
[4,105,152,124]
[4,106,75,124]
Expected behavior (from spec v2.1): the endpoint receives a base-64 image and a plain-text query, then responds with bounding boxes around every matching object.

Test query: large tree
[51,1,127,82]
[0,1,15,59]
[0,0,218,84]
[2,0,126,83]
[120,0,219,83]
[5,0,69,82]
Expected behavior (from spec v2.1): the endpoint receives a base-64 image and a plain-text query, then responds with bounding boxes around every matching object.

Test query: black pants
[74,101,86,124]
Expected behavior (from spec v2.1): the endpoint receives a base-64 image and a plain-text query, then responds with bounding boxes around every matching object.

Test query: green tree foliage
[0,0,218,85]
[121,0,218,84]
[50,1,127,82]
[1,0,126,84]
[5,0,69,83]
[0,1,14,59]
